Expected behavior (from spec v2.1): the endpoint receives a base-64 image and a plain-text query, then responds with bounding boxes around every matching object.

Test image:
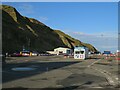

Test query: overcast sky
[3,2,118,53]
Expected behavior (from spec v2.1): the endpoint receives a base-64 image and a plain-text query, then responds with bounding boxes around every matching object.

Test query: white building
[46,51,55,54]
[74,46,88,59]
[54,47,72,55]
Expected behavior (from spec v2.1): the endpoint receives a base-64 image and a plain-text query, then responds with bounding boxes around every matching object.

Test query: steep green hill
[2,5,97,53]
[54,30,97,51]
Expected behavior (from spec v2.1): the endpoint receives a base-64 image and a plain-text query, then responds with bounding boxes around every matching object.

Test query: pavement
[2,55,120,90]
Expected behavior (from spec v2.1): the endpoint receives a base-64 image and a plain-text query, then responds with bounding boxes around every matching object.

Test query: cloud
[100,46,118,49]
[66,31,118,52]
[18,4,34,14]
[38,16,48,22]
[70,31,118,38]
[72,32,86,35]
[17,4,48,23]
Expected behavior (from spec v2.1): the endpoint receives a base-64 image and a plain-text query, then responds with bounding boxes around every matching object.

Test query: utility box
[74,46,88,59]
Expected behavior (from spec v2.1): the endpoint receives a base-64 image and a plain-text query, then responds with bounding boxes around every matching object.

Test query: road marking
[115,77,119,80]
[92,67,117,86]
[91,86,103,88]
[85,59,119,86]
[87,59,101,68]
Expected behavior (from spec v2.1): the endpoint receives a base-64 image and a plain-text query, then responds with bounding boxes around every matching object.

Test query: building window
[67,50,70,54]
[75,51,80,54]
[80,51,84,54]
[59,51,63,54]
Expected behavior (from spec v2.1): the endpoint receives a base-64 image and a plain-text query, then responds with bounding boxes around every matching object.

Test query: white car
[21,51,30,56]
[32,52,39,56]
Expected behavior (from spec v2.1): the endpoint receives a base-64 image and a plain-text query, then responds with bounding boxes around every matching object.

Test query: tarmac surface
[2,55,120,90]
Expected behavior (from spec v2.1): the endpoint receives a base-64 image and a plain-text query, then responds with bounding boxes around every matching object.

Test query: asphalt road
[2,55,120,90]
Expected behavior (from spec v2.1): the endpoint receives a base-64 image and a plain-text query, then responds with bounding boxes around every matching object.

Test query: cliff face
[2,5,97,53]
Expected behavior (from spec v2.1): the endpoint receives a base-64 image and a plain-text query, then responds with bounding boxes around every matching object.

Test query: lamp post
[101,34,104,59]
[101,34,104,53]
[118,33,120,51]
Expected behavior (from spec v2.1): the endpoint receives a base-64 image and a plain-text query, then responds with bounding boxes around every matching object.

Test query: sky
[2,2,118,53]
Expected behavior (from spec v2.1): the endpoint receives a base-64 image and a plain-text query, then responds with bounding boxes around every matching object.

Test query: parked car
[31,51,39,56]
[20,51,31,57]
[9,52,22,57]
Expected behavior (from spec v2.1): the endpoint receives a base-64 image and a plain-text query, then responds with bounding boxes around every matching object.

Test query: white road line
[98,69,119,82]
[91,86,103,88]
[93,68,115,85]
[86,59,119,86]
[87,59,101,68]
[92,67,119,86]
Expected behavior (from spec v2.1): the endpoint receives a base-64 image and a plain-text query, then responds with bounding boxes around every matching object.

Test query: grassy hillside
[54,30,97,51]
[2,5,97,54]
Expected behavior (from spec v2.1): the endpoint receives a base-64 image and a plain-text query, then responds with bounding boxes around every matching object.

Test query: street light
[118,33,120,51]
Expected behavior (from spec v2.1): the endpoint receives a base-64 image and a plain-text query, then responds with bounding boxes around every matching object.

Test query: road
[2,55,120,90]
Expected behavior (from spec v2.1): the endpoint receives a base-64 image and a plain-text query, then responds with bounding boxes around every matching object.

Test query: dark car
[9,52,22,57]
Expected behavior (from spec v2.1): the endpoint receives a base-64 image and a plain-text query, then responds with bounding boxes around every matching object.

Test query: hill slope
[2,5,97,53]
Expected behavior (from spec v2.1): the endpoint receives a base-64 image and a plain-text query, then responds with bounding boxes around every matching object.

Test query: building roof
[74,46,88,49]
[54,47,71,50]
